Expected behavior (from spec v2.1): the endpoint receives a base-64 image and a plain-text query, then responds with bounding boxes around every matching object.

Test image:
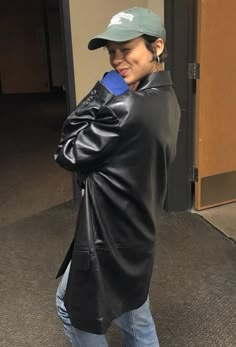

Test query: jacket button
[91,90,97,95]
[83,101,89,106]
[87,96,94,102]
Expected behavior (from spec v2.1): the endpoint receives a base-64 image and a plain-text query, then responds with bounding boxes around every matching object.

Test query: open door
[195,0,236,210]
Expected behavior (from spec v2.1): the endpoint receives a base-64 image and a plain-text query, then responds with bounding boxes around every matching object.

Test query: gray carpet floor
[0,203,235,347]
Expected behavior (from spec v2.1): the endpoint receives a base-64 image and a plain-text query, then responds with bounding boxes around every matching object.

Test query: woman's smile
[117,68,130,77]
[107,37,161,87]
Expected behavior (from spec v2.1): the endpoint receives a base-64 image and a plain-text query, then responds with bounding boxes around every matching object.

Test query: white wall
[69,0,164,102]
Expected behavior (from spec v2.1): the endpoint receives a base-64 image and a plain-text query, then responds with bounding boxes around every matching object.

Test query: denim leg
[56,263,74,344]
[56,263,108,347]
[114,297,160,347]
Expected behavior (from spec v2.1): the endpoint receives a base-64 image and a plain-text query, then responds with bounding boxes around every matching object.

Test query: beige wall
[148,0,164,21]
[69,0,164,102]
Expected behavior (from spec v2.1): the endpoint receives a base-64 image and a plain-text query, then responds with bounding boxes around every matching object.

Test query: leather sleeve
[54,82,120,174]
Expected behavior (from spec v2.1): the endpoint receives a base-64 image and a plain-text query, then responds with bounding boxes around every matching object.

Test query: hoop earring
[153,53,160,64]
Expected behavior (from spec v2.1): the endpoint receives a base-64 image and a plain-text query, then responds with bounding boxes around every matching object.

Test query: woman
[55,7,180,347]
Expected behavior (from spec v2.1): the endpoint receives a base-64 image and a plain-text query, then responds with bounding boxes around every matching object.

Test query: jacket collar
[137,70,173,90]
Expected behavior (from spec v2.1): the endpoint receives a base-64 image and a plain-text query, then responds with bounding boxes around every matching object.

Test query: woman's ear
[152,38,165,57]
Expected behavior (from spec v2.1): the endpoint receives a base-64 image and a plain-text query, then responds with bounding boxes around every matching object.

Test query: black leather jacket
[55,70,181,334]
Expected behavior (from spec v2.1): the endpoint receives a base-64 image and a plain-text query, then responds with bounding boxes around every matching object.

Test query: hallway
[0,93,72,227]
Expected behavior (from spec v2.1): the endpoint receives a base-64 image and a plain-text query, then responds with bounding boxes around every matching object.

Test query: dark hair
[142,35,168,63]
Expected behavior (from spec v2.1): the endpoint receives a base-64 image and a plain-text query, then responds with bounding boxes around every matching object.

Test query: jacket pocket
[73,248,90,271]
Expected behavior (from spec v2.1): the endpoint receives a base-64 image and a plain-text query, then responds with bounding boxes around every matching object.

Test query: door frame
[59,0,81,205]
[164,0,197,211]
[59,0,76,113]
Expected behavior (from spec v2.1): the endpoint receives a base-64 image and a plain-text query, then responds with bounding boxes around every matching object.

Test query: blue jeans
[56,264,160,347]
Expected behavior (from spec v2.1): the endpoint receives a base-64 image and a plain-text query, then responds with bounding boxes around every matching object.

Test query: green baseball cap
[88,7,166,50]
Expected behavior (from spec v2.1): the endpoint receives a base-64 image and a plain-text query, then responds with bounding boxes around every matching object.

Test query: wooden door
[195,0,236,209]
[1,0,49,94]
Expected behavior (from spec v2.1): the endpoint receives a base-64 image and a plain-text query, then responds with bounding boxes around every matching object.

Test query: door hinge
[188,62,200,80]
[191,167,199,182]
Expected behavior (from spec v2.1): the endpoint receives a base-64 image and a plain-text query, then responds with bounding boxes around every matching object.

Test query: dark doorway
[164,0,196,211]
[0,0,72,227]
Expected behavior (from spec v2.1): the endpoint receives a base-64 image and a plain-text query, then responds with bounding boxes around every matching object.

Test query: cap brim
[88,30,143,50]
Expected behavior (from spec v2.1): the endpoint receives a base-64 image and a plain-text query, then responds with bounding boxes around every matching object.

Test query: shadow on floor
[0,203,235,346]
